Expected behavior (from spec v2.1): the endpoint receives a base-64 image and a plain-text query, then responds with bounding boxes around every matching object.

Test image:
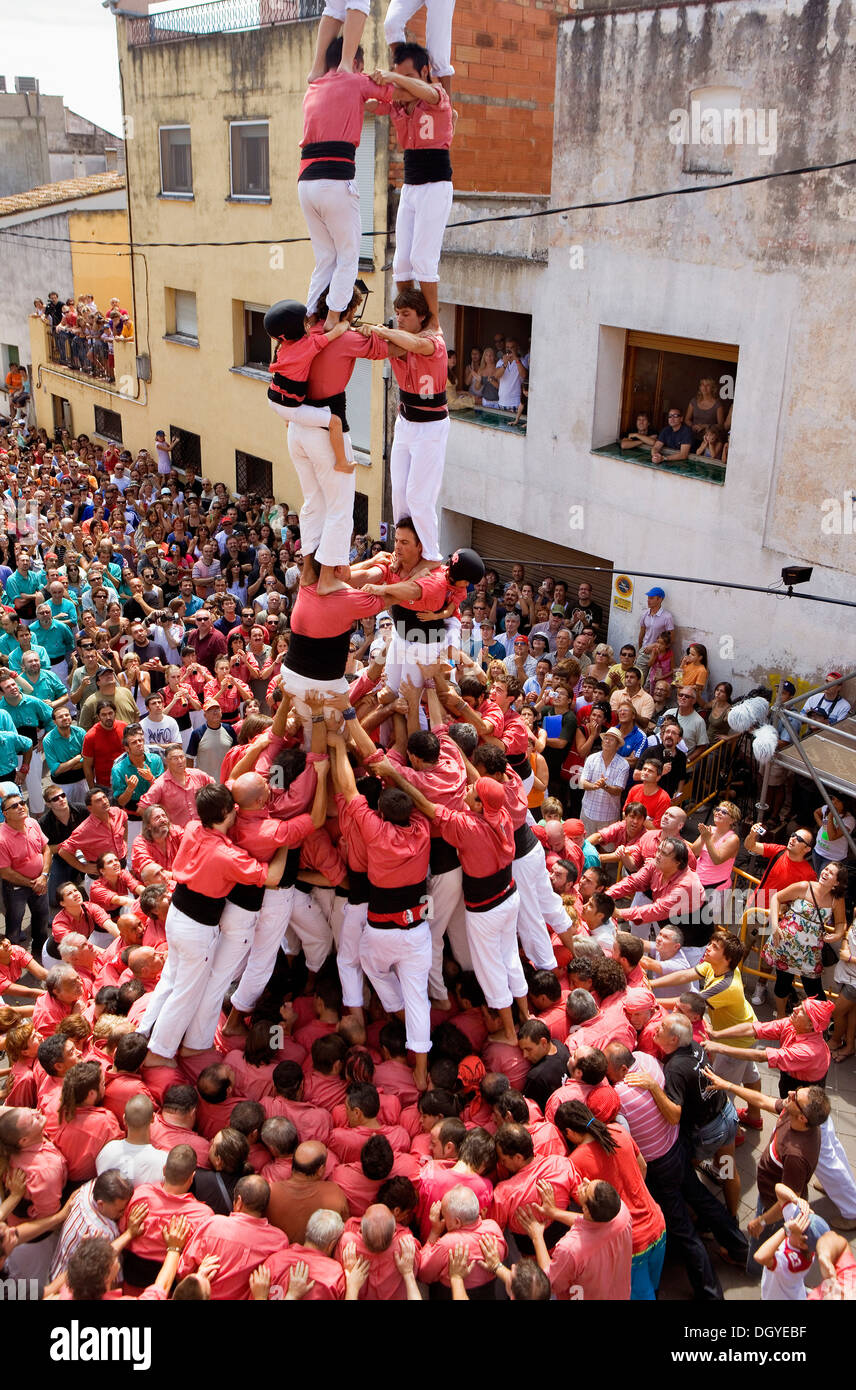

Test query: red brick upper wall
[388,0,574,195]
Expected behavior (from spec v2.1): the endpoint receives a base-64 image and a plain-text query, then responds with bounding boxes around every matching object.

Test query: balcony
[127,0,324,46]
[47,330,115,383]
[30,318,138,398]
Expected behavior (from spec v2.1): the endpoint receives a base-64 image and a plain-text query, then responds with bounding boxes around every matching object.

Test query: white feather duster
[728,696,770,733]
[752,724,779,764]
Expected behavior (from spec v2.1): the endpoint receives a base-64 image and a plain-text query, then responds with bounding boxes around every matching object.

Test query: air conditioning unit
[15,77,39,93]
[136,354,151,382]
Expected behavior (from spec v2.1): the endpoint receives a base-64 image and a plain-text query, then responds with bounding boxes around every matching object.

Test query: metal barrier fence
[681,733,742,816]
[127,0,325,45]
[47,330,114,383]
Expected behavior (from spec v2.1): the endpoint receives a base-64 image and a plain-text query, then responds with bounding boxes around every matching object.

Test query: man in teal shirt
[0,707,32,785]
[32,603,75,680]
[43,703,87,806]
[19,650,68,708]
[46,579,78,627]
[2,551,47,618]
[111,724,163,817]
[0,671,53,812]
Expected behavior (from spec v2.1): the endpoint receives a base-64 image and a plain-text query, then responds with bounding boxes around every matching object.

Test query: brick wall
[387,0,575,196]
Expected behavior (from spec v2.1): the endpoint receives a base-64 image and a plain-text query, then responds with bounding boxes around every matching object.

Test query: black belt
[429,836,460,875]
[227,882,264,911]
[301,140,356,160]
[272,846,301,890]
[51,656,67,666]
[390,603,445,644]
[305,390,348,431]
[348,868,369,905]
[172,881,222,926]
[462,863,515,913]
[367,877,427,927]
[513,822,539,859]
[507,751,530,776]
[285,628,350,682]
[53,768,85,786]
[666,907,710,949]
[268,372,308,406]
[403,147,453,185]
[398,387,448,423]
[122,1248,162,1287]
[299,140,356,181]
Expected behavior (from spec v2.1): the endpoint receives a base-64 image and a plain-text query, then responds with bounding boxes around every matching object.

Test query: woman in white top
[813,796,855,875]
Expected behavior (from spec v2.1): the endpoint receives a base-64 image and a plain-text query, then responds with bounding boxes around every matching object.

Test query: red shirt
[433,803,513,880]
[259,1095,333,1144]
[568,1125,665,1254]
[138,768,214,827]
[751,843,817,909]
[52,900,112,944]
[329,1151,420,1218]
[82,722,127,787]
[131,826,183,879]
[125,1183,213,1261]
[754,1018,831,1082]
[549,1201,633,1300]
[491,1154,583,1236]
[32,991,76,1036]
[335,1217,421,1301]
[150,1115,212,1168]
[419,1220,507,1289]
[172,821,267,897]
[327,1122,412,1165]
[545,1076,621,1126]
[300,70,390,171]
[289,582,383,643]
[415,1161,494,1240]
[103,1070,156,1123]
[266,1243,346,1300]
[88,869,142,914]
[179,1211,290,1300]
[304,321,389,397]
[390,83,454,150]
[372,1058,421,1108]
[341,795,431,889]
[624,784,672,827]
[48,1105,122,1181]
[9,1140,68,1220]
[231,806,315,864]
[63,808,128,866]
[0,942,34,990]
[0,817,48,878]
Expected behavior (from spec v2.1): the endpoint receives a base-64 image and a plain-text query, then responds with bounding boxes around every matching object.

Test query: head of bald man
[231,772,270,811]
[124,1093,154,1131]
[660,805,687,834]
[126,946,162,981]
[234,1174,271,1217]
[291,1140,328,1179]
[361,1204,396,1253]
[116,913,145,945]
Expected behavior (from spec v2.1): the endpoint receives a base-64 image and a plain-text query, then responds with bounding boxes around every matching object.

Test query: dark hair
[511,1258,551,1300]
[458,1127,496,1174]
[272,1060,304,1099]
[244,1019,277,1068]
[591,957,625,1000]
[416,1088,458,1120]
[377,787,412,826]
[58,1060,102,1122]
[529,970,561,1003]
[479,1071,511,1106]
[379,1021,407,1058]
[518,1019,551,1047]
[163,1083,197,1115]
[496,1090,529,1123]
[37,1032,70,1076]
[471,744,507,777]
[709,930,746,968]
[586,1179,621,1223]
[392,41,431,72]
[495,1122,534,1162]
[67,1237,118,1300]
[229,1100,265,1138]
[211,1127,251,1175]
[615,932,644,967]
[324,35,363,69]
[572,1047,607,1085]
[114,1032,148,1073]
[554,1099,617,1153]
[659,835,689,870]
[376,1175,418,1218]
[360,1133,394,1181]
[311,1033,347,1074]
[196,783,234,827]
[407,730,440,764]
[393,288,431,327]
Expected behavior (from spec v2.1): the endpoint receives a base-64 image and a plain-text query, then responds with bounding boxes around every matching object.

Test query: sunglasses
[47,792,67,803]
[789,1091,808,1119]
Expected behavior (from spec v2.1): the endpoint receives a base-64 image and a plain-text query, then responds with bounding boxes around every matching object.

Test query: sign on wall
[612,574,634,612]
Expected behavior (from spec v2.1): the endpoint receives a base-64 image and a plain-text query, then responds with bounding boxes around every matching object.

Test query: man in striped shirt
[49,1169,133,1281]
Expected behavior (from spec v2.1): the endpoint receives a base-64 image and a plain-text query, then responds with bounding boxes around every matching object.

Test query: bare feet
[431,998,452,1012]
[143,1050,177,1068]
[179,1045,209,1057]
[833,1047,854,1062]
[223,1007,249,1038]
[329,416,352,474]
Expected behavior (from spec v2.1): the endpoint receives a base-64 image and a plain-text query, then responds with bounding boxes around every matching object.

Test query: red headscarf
[475,777,514,858]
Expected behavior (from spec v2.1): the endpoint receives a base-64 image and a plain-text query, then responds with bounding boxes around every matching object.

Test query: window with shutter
[353,117,376,262]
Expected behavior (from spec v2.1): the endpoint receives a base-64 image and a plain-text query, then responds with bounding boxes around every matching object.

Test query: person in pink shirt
[32,962,85,1036]
[3,1018,41,1106]
[0,935,46,1000]
[336,1204,422,1300]
[223,1022,281,1102]
[0,1106,68,1222]
[420,1184,507,1298]
[373,1021,422,1106]
[46,1060,122,1182]
[260,1060,334,1144]
[298,43,392,329]
[178,1175,290,1299]
[138,745,214,828]
[302,1033,348,1110]
[88,853,143,918]
[327,1083,412,1164]
[330,1133,419,1217]
[544,1045,621,1127]
[705,996,833,1094]
[102,1033,157,1121]
[122,1145,213,1291]
[258,1117,299,1185]
[494,1091,567,1159]
[131,805,182,883]
[358,291,449,563]
[587,803,649,871]
[520,1176,633,1301]
[0,794,52,953]
[265,1207,348,1300]
[491,1124,583,1245]
[58,789,128,878]
[149,1084,213,1169]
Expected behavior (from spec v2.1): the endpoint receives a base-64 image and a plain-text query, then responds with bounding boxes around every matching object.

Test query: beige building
[29,0,390,534]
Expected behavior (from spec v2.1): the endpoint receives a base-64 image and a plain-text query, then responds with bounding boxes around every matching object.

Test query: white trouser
[390,412,449,562]
[337,900,367,1007]
[50,661,69,684]
[628,893,654,940]
[512,843,562,970]
[465,891,527,1011]
[384,0,456,76]
[147,905,219,1059]
[184,900,259,1049]
[298,178,362,315]
[393,181,453,285]
[359,920,432,1053]
[426,866,471,997]
[231,884,295,1014]
[269,398,332,430]
[384,630,446,696]
[279,667,351,733]
[815,1117,856,1220]
[289,887,334,973]
[287,420,355,568]
[26,753,44,814]
[63,778,88,808]
[127,819,142,852]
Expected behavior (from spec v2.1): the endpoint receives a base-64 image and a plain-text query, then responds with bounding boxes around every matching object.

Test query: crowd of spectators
[0,408,853,1305]
[620,376,735,471]
[30,291,135,384]
[446,332,529,425]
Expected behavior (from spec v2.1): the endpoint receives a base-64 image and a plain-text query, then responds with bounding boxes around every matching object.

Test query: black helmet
[447,548,485,585]
[264,300,307,341]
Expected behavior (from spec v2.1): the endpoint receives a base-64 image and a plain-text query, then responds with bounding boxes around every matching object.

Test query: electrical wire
[1,154,854,251]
